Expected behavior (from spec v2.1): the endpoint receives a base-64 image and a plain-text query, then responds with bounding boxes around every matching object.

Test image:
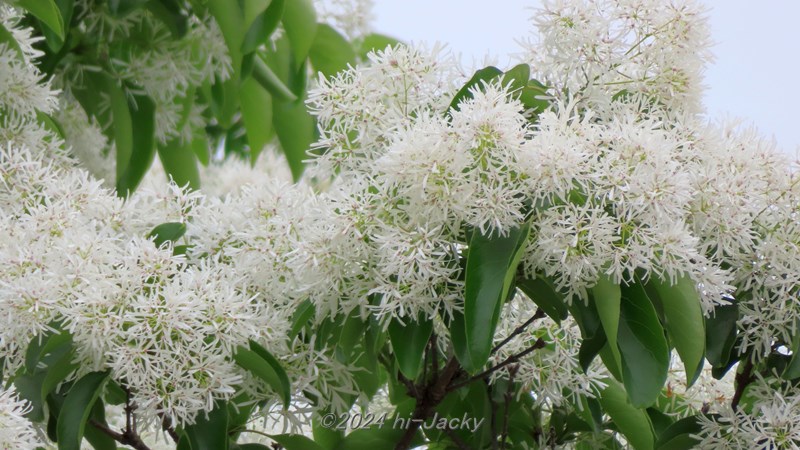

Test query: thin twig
[448,338,545,392]
[491,309,546,355]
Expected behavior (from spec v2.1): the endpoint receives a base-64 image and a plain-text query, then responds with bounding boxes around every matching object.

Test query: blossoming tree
[1,0,799,449]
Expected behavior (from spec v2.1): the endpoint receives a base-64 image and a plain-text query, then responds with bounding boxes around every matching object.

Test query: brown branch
[89,420,152,450]
[448,338,545,392]
[731,357,755,410]
[394,356,462,450]
[500,365,518,450]
[158,411,180,443]
[491,309,545,355]
[488,380,499,450]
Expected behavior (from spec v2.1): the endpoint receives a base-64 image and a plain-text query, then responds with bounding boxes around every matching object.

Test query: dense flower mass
[1,0,800,448]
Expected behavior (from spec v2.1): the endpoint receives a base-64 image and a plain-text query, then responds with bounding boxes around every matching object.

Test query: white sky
[372,1,800,154]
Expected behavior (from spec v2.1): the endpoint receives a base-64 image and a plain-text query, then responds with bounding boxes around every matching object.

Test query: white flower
[0,386,42,450]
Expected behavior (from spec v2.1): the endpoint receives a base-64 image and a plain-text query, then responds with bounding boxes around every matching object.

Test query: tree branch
[394,356,462,450]
[731,357,755,410]
[448,338,545,392]
[491,309,545,355]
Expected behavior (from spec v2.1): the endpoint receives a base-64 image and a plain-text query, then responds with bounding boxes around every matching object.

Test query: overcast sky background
[372,1,800,154]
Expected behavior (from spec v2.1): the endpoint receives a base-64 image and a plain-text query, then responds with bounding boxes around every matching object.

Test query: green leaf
[242,0,285,54]
[116,95,156,196]
[618,283,670,408]
[650,276,705,385]
[309,24,356,78]
[252,56,298,102]
[148,222,186,247]
[783,319,800,379]
[208,0,244,68]
[145,0,188,38]
[233,344,291,408]
[313,415,344,450]
[158,139,201,190]
[448,309,475,372]
[83,400,117,450]
[591,275,623,375]
[335,426,418,450]
[0,22,23,59]
[599,379,654,450]
[25,329,71,373]
[517,276,569,323]
[705,303,738,368]
[41,348,78,402]
[183,403,229,450]
[240,77,274,163]
[388,316,433,380]
[281,0,317,70]
[242,0,271,28]
[654,415,702,450]
[289,300,315,339]
[499,63,530,93]
[357,33,401,60]
[57,371,110,450]
[462,224,530,372]
[448,66,502,114]
[106,79,133,185]
[16,0,64,38]
[270,434,324,450]
[272,95,314,181]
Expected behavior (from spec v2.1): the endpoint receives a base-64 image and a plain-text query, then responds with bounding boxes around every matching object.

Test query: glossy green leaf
[783,319,800,379]
[145,0,188,38]
[313,415,344,450]
[654,415,702,450]
[388,316,433,380]
[242,0,284,54]
[252,56,297,102]
[448,308,475,372]
[116,95,156,196]
[651,276,705,385]
[517,276,569,323]
[148,222,186,247]
[592,275,623,375]
[281,0,317,70]
[233,341,291,408]
[208,0,244,68]
[289,300,315,339]
[357,33,401,59]
[705,303,738,368]
[463,224,530,371]
[309,24,356,78]
[273,95,314,180]
[158,140,201,190]
[57,371,110,450]
[335,426,419,450]
[41,348,78,402]
[16,0,64,38]
[106,79,133,185]
[240,77,274,163]
[599,379,654,450]
[448,66,502,113]
[270,434,325,450]
[242,0,271,28]
[618,283,670,408]
[83,400,117,450]
[25,330,71,373]
[184,403,229,450]
[500,63,530,93]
